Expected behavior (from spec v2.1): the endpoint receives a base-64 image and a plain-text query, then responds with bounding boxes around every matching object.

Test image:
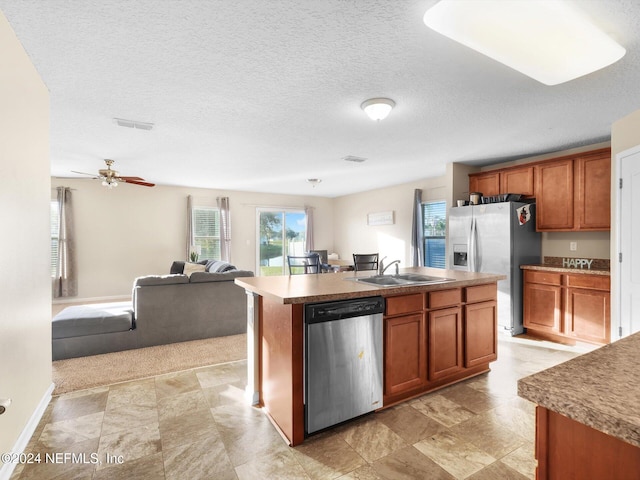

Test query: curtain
[186,195,195,260]
[217,196,231,262]
[411,189,424,267]
[304,206,314,252]
[53,187,77,297]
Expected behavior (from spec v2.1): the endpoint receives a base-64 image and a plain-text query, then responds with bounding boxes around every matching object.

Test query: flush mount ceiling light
[423,0,626,86]
[361,98,395,121]
[306,178,322,188]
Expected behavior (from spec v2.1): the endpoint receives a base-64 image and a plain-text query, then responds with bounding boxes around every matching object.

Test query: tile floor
[10,337,595,480]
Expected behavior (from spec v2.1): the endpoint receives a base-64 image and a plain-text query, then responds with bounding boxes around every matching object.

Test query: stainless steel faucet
[379,258,400,275]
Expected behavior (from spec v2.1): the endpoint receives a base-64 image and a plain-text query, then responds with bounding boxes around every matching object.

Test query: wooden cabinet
[523,269,610,345]
[536,407,640,480]
[536,149,611,231]
[428,307,463,380]
[575,152,611,230]
[469,165,535,198]
[469,171,500,197]
[383,283,498,405]
[535,159,574,231]
[500,165,535,196]
[468,148,611,231]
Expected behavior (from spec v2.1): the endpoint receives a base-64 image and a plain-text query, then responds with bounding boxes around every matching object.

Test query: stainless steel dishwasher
[304,296,384,435]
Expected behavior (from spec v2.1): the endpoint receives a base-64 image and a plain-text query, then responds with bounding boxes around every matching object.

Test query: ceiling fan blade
[120,177,155,187]
[71,170,99,178]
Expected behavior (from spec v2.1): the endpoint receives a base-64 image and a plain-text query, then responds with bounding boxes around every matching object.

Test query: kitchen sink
[350,273,454,287]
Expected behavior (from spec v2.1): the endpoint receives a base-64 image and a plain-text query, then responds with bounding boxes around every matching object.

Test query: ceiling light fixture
[113,118,155,130]
[306,178,322,188]
[361,98,395,121]
[423,0,626,86]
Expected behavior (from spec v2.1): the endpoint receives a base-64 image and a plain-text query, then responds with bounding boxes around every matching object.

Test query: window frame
[191,205,222,261]
[422,200,447,269]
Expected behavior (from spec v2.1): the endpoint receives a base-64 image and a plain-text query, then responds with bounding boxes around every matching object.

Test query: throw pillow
[183,262,206,276]
[205,260,236,273]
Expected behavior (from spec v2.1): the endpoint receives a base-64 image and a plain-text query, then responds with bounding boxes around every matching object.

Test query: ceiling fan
[72,159,155,188]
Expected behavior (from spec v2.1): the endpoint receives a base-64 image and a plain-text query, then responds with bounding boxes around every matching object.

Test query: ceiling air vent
[113,118,154,131]
[342,155,367,163]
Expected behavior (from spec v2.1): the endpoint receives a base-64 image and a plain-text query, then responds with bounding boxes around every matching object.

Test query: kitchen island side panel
[261,298,305,446]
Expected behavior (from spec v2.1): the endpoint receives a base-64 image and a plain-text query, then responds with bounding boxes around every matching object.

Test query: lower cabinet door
[524,282,563,334]
[428,307,463,381]
[384,314,426,396]
[565,288,610,344]
[464,301,498,368]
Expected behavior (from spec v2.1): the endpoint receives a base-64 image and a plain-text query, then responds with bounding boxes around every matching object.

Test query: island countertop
[234,267,505,304]
[518,332,640,448]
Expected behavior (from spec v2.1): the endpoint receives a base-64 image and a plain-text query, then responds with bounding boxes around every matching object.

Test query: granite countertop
[518,332,640,448]
[521,264,610,276]
[235,267,505,304]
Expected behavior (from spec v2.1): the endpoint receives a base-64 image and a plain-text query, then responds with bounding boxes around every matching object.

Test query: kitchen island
[518,332,640,479]
[235,267,504,446]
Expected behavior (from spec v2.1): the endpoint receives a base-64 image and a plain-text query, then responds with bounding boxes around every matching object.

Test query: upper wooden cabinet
[536,149,611,231]
[468,165,535,197]
[468,148,611,231]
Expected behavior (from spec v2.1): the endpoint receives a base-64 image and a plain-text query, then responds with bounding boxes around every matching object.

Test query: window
[257,209,306,276]
[192,206,221,260]
[422,201,447,268]
[51,200,60,276]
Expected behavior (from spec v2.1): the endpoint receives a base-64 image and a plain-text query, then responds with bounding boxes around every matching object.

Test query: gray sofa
[52,265,253,360]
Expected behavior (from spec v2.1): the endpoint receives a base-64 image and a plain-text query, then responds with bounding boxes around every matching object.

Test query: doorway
[256,209,307,276]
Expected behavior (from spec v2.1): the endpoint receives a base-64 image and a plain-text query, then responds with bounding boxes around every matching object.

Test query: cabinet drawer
[386,293,424,316]
[464,284,497,304]
[428,289,461,309]
[565,274,610,291]
[524,270,562,285]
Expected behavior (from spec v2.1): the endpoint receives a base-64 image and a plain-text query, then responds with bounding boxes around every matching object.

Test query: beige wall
[51,178,334,300]
[332,176,447,266]
[0,12,52,463]
[610,107,640,337]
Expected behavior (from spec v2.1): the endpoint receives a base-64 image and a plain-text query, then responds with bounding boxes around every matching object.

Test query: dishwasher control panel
[305,296,385,323]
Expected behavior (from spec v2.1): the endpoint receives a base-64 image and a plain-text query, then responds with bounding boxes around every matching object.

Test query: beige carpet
[52,334,247,396]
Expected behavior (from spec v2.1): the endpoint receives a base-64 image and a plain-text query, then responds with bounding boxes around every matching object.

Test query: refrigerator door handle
[468,217,476,272]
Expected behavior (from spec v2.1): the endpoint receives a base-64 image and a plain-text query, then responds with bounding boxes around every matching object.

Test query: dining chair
[310,249,331,273]
[287,253,321,275]
[352,253,379,272]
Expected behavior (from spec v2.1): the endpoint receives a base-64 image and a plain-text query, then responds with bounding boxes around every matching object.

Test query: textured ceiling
[1,1,639,197]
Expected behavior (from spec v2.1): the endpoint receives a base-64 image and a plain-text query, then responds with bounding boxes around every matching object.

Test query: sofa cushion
[52,302,133,339]
[189,270,254,283]
[183,262,207,276]
[134,274,189,287]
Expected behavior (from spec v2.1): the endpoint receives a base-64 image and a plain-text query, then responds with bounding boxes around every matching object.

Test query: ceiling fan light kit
[361,98,395,121]
[423,0,626,85]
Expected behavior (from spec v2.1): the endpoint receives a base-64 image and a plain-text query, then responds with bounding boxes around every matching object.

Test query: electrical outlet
[570,242,578,251]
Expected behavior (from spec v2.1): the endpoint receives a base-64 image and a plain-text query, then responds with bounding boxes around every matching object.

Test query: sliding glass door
[257,209,306,276]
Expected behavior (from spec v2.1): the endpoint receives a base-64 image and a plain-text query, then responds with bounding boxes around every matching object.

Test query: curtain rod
[241,203,314,210]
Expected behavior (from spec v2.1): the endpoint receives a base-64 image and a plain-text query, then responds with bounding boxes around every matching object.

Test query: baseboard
[0,383,54,480]
[52,295,131,305]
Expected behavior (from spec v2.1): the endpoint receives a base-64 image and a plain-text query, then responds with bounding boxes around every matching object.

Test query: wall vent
[113,118,154,131]
[342,155,367,163]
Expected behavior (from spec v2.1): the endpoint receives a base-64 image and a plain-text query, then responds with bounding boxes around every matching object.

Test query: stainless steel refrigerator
[448,202,541,335]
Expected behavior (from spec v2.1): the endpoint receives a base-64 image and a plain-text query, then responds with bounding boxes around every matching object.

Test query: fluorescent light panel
[423,0,626,86]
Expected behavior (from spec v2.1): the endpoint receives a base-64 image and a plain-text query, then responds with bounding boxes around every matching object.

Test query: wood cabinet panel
[536,407,640,480]
[576,152,611,230]
[500,165,535,196]
[469,172,500,197]
[565,273,610,290]
[464,283,497,303]
[565,288,611,344]
[385,293,424,316]
[524,270,562,286]
[464,301,497,368]
[384,314,426,396]
[428,307,463,381]
[428,288,462,309]
[523,282,563,334]
[536,159,574,230]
